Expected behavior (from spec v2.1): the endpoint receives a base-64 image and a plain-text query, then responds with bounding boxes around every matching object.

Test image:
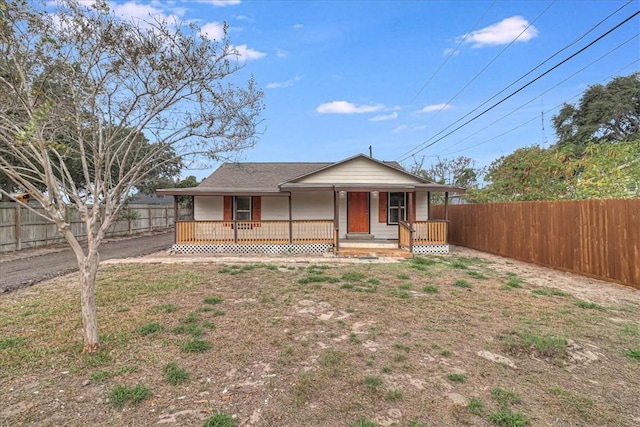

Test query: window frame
[387,192,406,225]
[234,196,252,221]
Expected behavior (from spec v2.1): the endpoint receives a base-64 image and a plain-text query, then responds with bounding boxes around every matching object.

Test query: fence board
[431,199,640,289]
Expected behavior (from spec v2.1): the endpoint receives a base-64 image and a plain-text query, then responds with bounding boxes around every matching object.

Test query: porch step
[340,240,398,249]
[336,248,413,259]
[345,233,374,240]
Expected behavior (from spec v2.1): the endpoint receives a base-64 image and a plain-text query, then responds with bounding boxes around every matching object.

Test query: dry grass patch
[1,259,639,426]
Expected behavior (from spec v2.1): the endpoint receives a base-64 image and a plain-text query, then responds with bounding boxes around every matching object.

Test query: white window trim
[387,192,406,225]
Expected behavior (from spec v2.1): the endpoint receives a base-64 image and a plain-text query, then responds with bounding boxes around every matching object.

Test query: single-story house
[157,154,464,255]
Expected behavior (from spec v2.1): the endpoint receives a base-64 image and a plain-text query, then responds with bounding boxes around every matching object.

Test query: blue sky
[106,0,640,180]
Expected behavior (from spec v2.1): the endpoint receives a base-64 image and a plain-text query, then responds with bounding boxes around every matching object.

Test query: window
[388,192,406,224]
[235,196,251,220]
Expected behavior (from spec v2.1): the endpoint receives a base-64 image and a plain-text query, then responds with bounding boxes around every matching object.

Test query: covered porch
[165,185,456,256]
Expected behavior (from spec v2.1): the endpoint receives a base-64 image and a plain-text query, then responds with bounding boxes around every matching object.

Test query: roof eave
[156,188,289,196]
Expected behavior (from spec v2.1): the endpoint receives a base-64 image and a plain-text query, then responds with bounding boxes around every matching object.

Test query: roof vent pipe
[369,145,372,158]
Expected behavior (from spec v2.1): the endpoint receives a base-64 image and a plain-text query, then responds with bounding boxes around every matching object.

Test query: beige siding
[417,192,428,221]
[370,192,394,239]
[291,191,333,220]
[338,192,347,237]
[194,196,223,220]
[262,196,289,220]
[298,156,422,184]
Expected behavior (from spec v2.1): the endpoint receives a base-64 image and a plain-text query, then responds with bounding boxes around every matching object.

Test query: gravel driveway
[0,230,174,293]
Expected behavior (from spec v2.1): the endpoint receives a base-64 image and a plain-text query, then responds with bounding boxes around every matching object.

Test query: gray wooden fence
[0,203,190,252]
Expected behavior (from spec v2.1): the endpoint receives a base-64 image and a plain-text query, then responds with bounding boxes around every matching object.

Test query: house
[156,154,464,256]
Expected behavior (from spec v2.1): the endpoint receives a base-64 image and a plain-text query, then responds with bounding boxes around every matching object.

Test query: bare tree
[407,155,485,202]
[0,0,264,352]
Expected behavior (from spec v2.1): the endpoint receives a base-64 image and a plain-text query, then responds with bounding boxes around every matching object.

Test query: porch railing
[399,220,448,250]
[413,220,448,244]
[175,220,333,245]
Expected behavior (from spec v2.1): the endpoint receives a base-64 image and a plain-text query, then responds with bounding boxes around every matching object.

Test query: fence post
[15,203,21,250]
[148,207,152,231]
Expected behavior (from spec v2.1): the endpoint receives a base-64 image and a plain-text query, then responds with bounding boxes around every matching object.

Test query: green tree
[572,139,640,199]
[472,145,573,202]
[0,0,264,352]
[553,73,640,156]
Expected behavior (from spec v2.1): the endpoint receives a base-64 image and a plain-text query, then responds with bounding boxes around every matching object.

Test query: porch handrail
[175,220,333,245]
[398,220,413,252]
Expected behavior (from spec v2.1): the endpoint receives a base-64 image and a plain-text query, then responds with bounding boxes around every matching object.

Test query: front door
[347,192,369,233]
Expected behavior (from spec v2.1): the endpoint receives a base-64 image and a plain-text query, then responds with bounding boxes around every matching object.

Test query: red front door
[348,192,369,233]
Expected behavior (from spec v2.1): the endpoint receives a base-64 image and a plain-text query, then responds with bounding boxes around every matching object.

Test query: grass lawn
[1,255,639,426]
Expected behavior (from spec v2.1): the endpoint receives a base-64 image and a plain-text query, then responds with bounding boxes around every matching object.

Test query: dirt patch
[1,253,639,426]
[450,245,639,305]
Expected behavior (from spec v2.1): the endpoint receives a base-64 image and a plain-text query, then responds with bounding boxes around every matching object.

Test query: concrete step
[340,240,398,249]
[336,247,413,259]
[345,233,374,240]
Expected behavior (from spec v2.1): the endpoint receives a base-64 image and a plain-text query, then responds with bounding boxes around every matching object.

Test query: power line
[418,0,557,120]
[431,34,639,156]
[409,0,634,154]
[436,58,640,157]
[410,0,496,103]
[396,8,640,163]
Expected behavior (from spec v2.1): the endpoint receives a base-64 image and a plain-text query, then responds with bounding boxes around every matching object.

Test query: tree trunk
[79,250,100,353]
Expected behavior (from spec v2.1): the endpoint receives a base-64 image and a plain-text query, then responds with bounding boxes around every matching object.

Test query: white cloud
[200,21,226,40]
[266,75,303,89]
[393,124,426,133]
[195,0,241,6]
[233,44,267,61]
[442,47,459,56]
[234,15,254,22]
[109,1,179,24]
[316,101,384,114]
[293,24,304,29]
[369,112,398,122]
[418,103,451,113]
[461,16,538,48]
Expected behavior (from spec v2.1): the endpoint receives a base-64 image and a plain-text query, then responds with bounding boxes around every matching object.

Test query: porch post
[288,194,293,244]
[333,190,340,252]
[173,195,179,244]
[233,220,238,244]
[407,192,414,225]
[444,191,449,221]
[427,192,431,220]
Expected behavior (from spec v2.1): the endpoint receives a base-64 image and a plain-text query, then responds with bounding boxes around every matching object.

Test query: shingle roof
[199,162,332,191]
[156,155,465,195]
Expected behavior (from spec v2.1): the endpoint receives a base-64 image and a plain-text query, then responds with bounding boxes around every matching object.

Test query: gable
[295,156,424,185]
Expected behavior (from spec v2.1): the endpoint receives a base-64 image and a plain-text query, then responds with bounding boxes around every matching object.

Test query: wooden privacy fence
[0,203,190,252]
[431,199,640,289]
